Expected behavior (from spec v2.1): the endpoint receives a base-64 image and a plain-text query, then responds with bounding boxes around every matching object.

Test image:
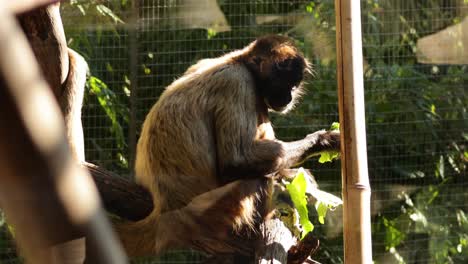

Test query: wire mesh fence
[0,0,466,263]
[362,1,467,263]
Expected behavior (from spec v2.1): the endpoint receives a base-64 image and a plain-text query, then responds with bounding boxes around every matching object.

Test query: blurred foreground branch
[0,1,126,263]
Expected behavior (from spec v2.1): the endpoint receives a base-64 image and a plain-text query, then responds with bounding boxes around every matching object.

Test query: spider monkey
[117,35,340,257]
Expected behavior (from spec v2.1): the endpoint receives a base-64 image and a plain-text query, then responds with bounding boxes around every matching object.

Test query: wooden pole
[335,0,373,263]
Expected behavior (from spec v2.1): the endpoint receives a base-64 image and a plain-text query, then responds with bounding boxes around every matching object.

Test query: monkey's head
[243,35,311,113]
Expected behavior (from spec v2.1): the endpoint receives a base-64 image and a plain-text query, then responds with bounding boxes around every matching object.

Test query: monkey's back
[135,59,257,213]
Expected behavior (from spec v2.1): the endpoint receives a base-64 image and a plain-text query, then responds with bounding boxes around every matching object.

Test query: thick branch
[18,3,69,99]
[256,218,296,263]
[82,162,153,221]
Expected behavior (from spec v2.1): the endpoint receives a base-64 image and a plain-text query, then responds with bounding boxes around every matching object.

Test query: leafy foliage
[286,168,315,239]
[286,168,343,239]
[62,1,131,171]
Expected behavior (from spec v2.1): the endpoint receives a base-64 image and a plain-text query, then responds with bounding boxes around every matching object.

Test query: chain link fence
[0,1,466,263]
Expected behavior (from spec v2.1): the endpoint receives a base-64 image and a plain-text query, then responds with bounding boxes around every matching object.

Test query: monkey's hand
[304,129,340,156]
[280,130,340,168]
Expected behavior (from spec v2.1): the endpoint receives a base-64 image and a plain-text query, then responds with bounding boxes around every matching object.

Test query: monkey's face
[244,35,311,113]
[262,56,306,112]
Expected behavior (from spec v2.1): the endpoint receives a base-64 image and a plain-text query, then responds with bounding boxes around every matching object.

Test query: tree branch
[82,162,153,221]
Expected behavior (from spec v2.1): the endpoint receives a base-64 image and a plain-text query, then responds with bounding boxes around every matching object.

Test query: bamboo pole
[334,0,373,263]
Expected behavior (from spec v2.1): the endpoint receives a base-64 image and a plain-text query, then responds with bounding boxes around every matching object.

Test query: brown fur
[117,35,339,257]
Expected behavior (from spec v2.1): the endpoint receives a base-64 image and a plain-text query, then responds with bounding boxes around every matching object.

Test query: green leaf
[318,151,340,163]
[286,168,314,239]
[318,122,340,163]
[96,4,124,24]
[435,155,445,179]
[0,211,4,227]
[409,210,428,227]
[330,122,340,131]
[382,217,405,249]
[207,28,218,40]
[7,224,15,238]
[87,76,128,150]
[308,187,343,209]
[315,202,328,224]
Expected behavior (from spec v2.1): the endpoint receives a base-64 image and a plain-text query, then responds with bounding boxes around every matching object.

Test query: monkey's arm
[213,69,287,180]
[213,67,340,180]
[217,118,339,180]
[217,107,340,181]
[217,119,339,180]
[279,130,340,168]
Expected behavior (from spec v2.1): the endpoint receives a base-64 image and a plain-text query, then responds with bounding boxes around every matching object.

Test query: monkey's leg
[179,178,268,254]
[280,130,340,167]
[118,179,266,256]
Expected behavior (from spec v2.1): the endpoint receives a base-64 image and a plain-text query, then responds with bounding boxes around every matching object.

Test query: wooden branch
[256,218,296,263]
[18,3,69,99]
[82,162,153,221]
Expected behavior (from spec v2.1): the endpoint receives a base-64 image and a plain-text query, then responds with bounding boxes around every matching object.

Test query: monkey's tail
[114,211,157,257]
[115,208,189,257]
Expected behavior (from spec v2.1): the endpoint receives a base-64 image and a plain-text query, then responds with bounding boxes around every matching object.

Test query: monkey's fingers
[305,130,341,155]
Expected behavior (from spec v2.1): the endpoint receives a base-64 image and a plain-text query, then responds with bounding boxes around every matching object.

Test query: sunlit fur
[117,35,322,256]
